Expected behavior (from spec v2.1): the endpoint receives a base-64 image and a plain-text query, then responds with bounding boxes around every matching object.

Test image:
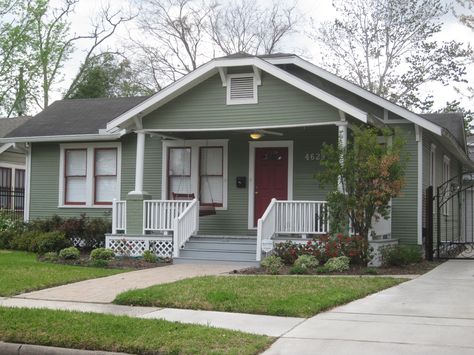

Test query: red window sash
[199,146,223,207]
[64,149,87,205]
[93,148,118,205]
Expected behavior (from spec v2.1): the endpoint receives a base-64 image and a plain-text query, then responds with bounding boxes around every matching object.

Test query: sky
[55,0,474,111]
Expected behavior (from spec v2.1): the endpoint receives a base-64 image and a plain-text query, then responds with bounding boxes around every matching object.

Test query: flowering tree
[317,126,407,241]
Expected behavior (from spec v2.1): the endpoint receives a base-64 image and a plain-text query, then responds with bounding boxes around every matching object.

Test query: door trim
[248,141,293,229]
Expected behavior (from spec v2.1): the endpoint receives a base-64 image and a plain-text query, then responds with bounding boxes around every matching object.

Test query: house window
[163,140,228,209]
[226,74,258,105]
[200,147,223,206]
[442,155,450,215]
[94,148,118,205]
[65,149,87,205]
[0,167,12,209]
[60,143,121,207]
[168,147,192,198]
[430,144,436,188]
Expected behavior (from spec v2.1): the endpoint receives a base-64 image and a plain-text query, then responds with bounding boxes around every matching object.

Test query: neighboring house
[0,116,32,219]
[1,53,473,263]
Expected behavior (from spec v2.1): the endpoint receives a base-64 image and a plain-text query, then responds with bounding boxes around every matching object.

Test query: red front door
[254,147,288,226]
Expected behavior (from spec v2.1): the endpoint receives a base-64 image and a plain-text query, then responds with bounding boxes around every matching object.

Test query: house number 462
[305,152,322,161]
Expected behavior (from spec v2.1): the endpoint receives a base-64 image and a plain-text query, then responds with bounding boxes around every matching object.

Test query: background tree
[312,0,471,111]
[129,0,300,92]
[317,127,407,241]
[66,53,154,99]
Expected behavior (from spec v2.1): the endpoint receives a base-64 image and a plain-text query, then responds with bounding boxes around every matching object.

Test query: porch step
[173,235,259,265]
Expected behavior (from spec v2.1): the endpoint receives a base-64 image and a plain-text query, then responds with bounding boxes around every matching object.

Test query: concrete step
[173,256,259,266]
[190,235,257,242]
[179,248,257,261]
[185,241,257,251]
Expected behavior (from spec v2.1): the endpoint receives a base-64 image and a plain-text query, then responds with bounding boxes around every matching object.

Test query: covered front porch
[107,123,348,262]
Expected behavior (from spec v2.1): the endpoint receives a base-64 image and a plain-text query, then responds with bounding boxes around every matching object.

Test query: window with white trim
[429,144,436,187]
[226,73,258,105]
[60,143,121,207]
[164,140,228,209]
[442,155,450,215]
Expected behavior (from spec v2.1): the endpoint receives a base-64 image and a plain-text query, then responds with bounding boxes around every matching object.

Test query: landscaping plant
[59,247,80,260]
[90,247,115,261]
[380,245,423,267]
[325,256,350,272]
[317,126,407,241]
[260,255,283,274]
[143,250,158,263]
[294,254,319,270]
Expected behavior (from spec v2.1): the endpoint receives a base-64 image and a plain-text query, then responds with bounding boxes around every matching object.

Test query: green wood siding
[142,73,340,130]
[0,151,25,165]
[29,143,111,220]
[390,125,419,245]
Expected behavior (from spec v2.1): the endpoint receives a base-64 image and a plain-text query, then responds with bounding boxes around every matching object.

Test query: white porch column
[129,131,148,196]
[337,122,348,193]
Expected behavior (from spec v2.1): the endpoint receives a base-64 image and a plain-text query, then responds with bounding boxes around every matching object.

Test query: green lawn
[0,307,271,355]
[114,275,405,317]
[0,250,125,296]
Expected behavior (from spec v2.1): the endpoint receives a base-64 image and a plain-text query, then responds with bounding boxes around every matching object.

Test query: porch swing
[171,140,217,217]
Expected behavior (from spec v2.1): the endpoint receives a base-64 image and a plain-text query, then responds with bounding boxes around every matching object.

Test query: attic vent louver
[226,74,258,105]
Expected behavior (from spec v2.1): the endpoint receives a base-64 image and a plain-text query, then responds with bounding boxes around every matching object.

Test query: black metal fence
[0,187,25,221]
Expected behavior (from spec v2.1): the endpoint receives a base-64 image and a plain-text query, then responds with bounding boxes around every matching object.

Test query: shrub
[0,229,19,249]
[289,265,308,274]
[9,231,38,251]
[325,256,350,272]
[380,245,423,267]
[89,259,109,268]
[260,255,283,275]
[42,252,58,262]
[143,250,158,263]
[316,265,330,274]
[364,267,378,275]
[294,255,319,270]
[273,241,300,265]
[59,247,80,260]
[90,247,115,261]
[31,231,70,254]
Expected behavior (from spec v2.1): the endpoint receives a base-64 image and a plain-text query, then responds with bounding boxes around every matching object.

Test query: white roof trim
[106,56,368,131]
[0,143,14,154]
[266,56,443,136]
[0,133,122,143]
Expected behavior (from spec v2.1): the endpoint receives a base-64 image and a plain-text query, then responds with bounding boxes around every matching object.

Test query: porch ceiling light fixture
[250,131,263,140]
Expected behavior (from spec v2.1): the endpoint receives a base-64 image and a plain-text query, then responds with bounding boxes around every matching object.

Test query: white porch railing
[173,199,199,257]
[112,200,127,234]
[143,200,192,233]
[256,199,328,261]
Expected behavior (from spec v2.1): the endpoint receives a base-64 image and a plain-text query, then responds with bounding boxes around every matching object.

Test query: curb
[0,342,131,355]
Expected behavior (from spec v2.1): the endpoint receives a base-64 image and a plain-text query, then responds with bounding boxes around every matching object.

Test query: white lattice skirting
[105,235,173,258]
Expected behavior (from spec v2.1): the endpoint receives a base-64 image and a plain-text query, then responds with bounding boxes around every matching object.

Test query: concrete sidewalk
[265,260,474,354]
[15,263,249,303]
[0,297,304,337]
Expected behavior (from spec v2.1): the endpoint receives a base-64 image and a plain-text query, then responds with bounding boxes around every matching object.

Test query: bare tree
[129,0,300,91]
[311,0,472,111]
[455,0,474,30]
[208,0,298,55]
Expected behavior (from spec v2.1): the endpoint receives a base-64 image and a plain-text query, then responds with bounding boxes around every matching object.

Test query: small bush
[260,255,283,275]
[89,259,109,268]
[289,265,308,274]
[294,255,319,269]
[364,267,379,275]
[380,245,423,267]
[42,251,59,262]
[90,247,115,261]
[143,250,158,263]
[325,256,350,272]
[59,247,80,260]
[0,229,20,249]
[316,265,330,274]
[31,231,70,254]
[273,241,300,265]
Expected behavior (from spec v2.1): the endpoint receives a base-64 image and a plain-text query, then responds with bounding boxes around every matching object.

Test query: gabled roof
[5,96,149,140]
[0,116,33,138]
[421,113,466,150]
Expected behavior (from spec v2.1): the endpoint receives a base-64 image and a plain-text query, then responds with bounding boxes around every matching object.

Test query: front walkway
[265,260,474,354]
[15,263,250,303]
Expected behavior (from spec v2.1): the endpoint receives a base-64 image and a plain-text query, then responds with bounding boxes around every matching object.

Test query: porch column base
[126,192,152,234]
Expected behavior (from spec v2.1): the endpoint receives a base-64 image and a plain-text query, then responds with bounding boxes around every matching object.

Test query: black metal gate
[434,175,474,259]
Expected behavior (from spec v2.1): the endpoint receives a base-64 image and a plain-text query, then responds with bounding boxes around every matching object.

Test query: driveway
[265,260,474,355]
[14,263,248,303]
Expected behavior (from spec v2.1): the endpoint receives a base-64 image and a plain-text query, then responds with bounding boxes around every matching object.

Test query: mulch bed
[234,260,443,276]
[38,252,172,270]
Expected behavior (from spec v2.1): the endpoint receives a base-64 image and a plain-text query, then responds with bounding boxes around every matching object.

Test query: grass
[115,275,406,317]
[0,250,126,296]
[0,307,271,355]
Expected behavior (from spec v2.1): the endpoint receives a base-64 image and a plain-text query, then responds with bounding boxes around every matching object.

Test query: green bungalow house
[1,53,472,264]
